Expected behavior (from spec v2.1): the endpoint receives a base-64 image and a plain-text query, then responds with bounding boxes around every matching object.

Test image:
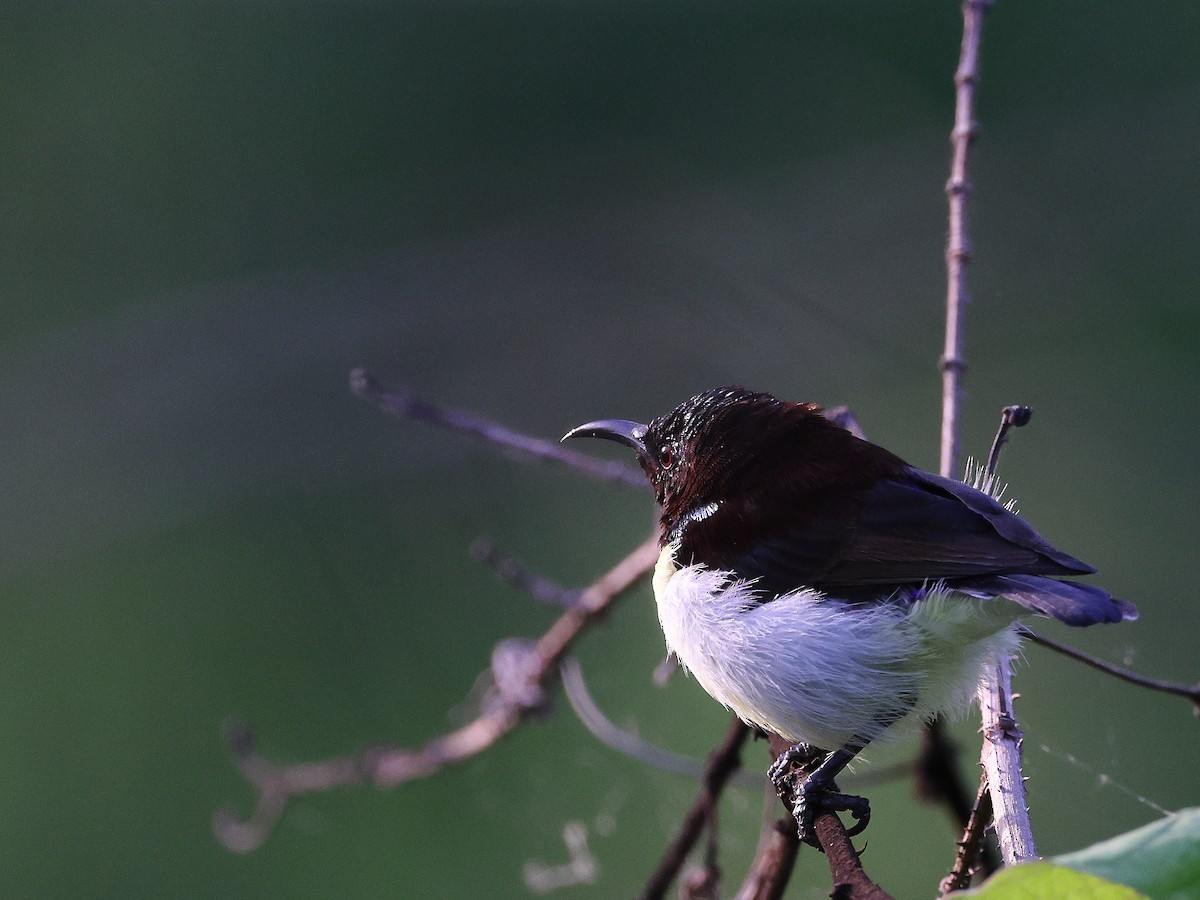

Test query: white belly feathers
[651,544,1023,750]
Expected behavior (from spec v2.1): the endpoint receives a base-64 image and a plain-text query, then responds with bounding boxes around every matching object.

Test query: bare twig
[638,718,751,900]
[652,652,680,686]
[939,775,994,895]
[732,817,800,900]
[1018,626,1200,714]
[985,405,1032,476]
[350,369,647,489]
[940,0,993,480]
[466,540,766,785]
[471,538,583,609]
[942,404,1026,872]
[922,406,1013,881]
[215,535,660,852]
[561,656,763,787]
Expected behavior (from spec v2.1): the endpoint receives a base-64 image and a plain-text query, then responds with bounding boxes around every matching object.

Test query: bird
[563,385,1136,846]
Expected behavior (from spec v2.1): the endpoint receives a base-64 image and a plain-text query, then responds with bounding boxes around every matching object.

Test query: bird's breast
[648,543,1023,748]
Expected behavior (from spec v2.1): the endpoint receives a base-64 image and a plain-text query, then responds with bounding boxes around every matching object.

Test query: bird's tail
[957,574,1138,626]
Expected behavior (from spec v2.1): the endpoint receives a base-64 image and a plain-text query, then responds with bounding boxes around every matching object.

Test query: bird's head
[563,386,870,544]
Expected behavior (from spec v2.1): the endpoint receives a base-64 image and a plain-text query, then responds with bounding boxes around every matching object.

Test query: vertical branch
[940,0,992,480]
[940,0,1038,867]
[977,656,1037,863]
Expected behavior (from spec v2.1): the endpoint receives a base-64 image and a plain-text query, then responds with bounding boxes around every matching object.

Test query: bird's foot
[769,745,871,850]
[766,743,811,788]
[789,781,871,849]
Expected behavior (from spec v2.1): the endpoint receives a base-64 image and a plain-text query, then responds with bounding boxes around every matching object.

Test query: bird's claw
[790,782,872,849]
[767,745,808,789]
[769,744,872,849]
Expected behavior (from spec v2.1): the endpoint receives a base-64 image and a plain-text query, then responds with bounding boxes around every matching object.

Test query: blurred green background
[3,2,1198,897]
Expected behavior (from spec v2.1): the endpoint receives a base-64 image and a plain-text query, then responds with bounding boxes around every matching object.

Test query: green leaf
[950,861,1147,898]
[1053,807,1200,900]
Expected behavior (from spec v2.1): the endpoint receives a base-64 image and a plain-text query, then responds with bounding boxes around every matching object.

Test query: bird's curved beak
[561,418,648,455]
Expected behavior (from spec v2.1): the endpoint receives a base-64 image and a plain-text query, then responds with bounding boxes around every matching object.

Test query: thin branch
[652,652,680,687]
[939,775,994,895]
[638,718,751,900]
[471,538,583,609]
[523,821,599,894]
[939,403,1021,877]
[468,542,769,785]
[468,536,750,781]
[940,0,994,480]
[985,405,1032,476]
[1018,626,1200,714]
[215,535,660,852]
[350,369,647,489]
[560,656,764,787]
[732,817,800,900]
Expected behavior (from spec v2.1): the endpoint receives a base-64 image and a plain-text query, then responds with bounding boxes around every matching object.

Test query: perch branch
[350,369,647,489]
[767,735,894,899]
[215,535,660,852]
[814,814,893,900]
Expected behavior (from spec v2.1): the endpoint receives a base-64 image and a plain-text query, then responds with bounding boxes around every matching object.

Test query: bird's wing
[820,468,1095,585]
[721,467,1094,596]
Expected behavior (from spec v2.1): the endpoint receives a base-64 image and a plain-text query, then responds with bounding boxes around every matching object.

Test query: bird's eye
[658,445,676,469]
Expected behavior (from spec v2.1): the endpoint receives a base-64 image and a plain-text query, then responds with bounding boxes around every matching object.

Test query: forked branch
[215,535,659,852]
